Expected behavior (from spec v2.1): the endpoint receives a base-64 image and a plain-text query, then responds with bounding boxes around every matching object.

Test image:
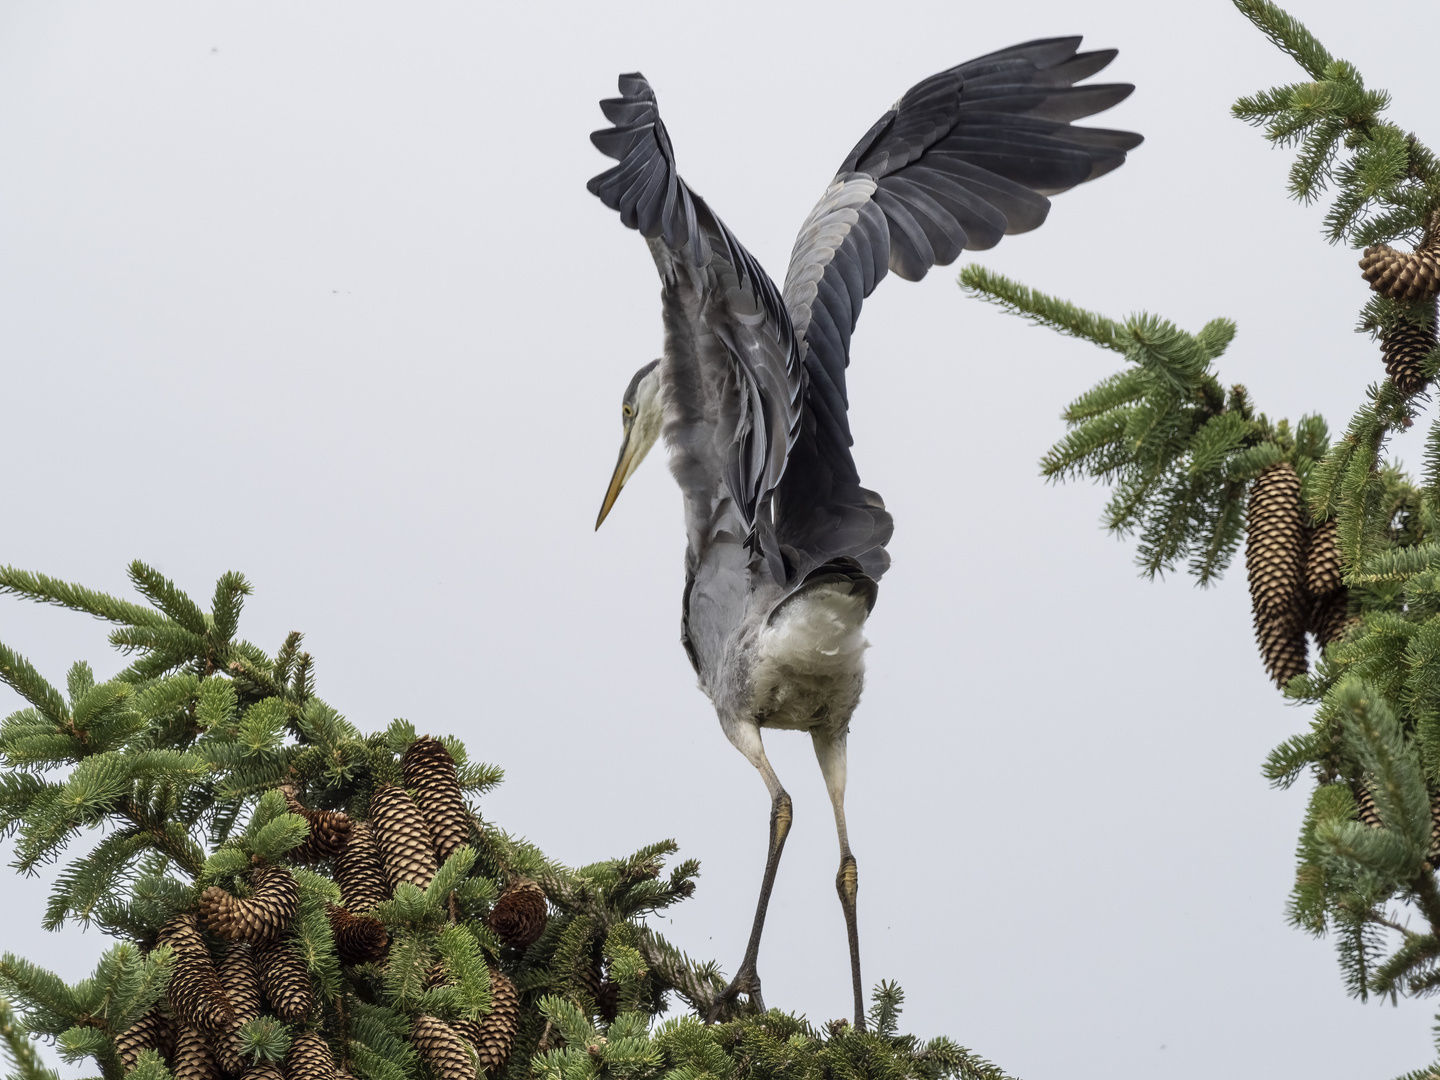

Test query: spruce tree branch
[1231,0,1333,80]
[0,643,70,731]
[632,926,720,1017]
[1366,909,1421,938]
[125,563,208,638]
[0,569,166,629]
[118,798,203,879]
[526,837,723,1018]
[208,572,250,647]
[957,266,1125,352]
[1356,542,1440,584]
[1370,931,1440,1000]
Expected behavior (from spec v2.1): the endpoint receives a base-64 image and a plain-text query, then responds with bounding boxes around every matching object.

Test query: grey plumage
[590,37,1140,1026]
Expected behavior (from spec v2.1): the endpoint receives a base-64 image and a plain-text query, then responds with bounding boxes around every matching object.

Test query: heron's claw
[704,967,764,1023]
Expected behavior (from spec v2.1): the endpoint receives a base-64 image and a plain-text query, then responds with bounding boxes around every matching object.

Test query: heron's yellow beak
[596,426,642,530]
[596,360,662,529]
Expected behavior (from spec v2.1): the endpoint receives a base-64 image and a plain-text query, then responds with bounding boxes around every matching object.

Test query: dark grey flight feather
[589,75,803,581]
[588,38,1141,585]
[777,36,1141,580]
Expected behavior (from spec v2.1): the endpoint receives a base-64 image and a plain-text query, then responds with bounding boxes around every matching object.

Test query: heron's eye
[623,403,635,420]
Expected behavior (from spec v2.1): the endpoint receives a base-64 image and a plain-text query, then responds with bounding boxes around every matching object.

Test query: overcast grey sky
[2,2,1438,1078]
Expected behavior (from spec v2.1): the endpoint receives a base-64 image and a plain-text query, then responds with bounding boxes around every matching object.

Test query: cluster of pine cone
[115,737,539,1080]
[118,902,331,1080]
[1245,462,1350,687]
[1360,217,1440,395]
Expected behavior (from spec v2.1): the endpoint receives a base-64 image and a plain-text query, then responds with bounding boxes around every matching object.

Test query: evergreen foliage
[960,2,1440,1074]
[0,563,1010,1080]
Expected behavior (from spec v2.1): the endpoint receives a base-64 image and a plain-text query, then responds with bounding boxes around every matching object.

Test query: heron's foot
[704,965,764,1023]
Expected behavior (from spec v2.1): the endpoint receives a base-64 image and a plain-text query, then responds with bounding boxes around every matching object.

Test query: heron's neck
[630,367,664,463]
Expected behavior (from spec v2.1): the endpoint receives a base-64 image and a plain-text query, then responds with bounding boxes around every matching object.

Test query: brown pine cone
[213,1026,245,1074]
[165,959,232,1036]
[214,944,263,1073]
[1428,789,1440,870]
[1422,790,1440,865]
[573,956,619,1025]
[596,980,620,1024]
[159,914,234,1034]
[1309,590,1353,649]
[488,881,547,949]
[1253,608,1309,687]
[402,737,474,863]
[412,1016,476,1080]
[201,865,299,945]
[281,1033,336,1080]
[117,1005,174,1070]
[1380,316,1438,396]
[279,785,353,864]
[158,912,212,962]
[218,944,264,1021]
[454,969,519,1074]
[198,887,233,940]
[424,959,452,990]
[573,959,616,1022]
[573,954,617,1020]
[1361,241,1440,301]
[254,937,314,1022]
[575,957,603,1006]
[1246,463,1310,686]
[370,785,438,893]
[173,1026,222,1080]
[245,1066,285,1080]
[334,821,389,912]
[1303,518,1350,650]
[1304,518,1343,598]
[1246,463,1307,618]
[1356,785,1385,829]
[326,906,389,965]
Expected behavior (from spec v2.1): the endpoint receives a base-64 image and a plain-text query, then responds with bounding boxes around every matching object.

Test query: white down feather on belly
[748,583,871,734]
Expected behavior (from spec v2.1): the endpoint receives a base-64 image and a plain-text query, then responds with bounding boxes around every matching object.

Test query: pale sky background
[2,2,1438,1078]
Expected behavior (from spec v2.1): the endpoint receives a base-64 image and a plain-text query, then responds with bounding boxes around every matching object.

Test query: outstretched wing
[778,37,1143,579]
[588,74,802,581]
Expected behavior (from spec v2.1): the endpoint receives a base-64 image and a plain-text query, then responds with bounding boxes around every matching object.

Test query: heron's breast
[746,583,870,734]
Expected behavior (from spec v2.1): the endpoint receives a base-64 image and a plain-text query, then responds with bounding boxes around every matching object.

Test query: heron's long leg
[813,731,864,1031]
[706,720,791,1023]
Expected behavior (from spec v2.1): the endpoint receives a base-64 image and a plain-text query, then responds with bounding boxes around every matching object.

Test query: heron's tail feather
[769,557,879,627]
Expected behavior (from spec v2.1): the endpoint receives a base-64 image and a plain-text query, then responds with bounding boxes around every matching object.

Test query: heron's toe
[704,967,764,1023]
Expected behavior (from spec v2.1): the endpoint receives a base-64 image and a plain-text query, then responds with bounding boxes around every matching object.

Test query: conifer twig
[958,266,1124,352]
[1231,0,1333,79]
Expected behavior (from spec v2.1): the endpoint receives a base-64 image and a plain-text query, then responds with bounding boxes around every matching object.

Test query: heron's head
[596,359,663,529]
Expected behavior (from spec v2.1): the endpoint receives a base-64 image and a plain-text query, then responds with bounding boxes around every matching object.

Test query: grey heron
[589,38,1141,1027]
